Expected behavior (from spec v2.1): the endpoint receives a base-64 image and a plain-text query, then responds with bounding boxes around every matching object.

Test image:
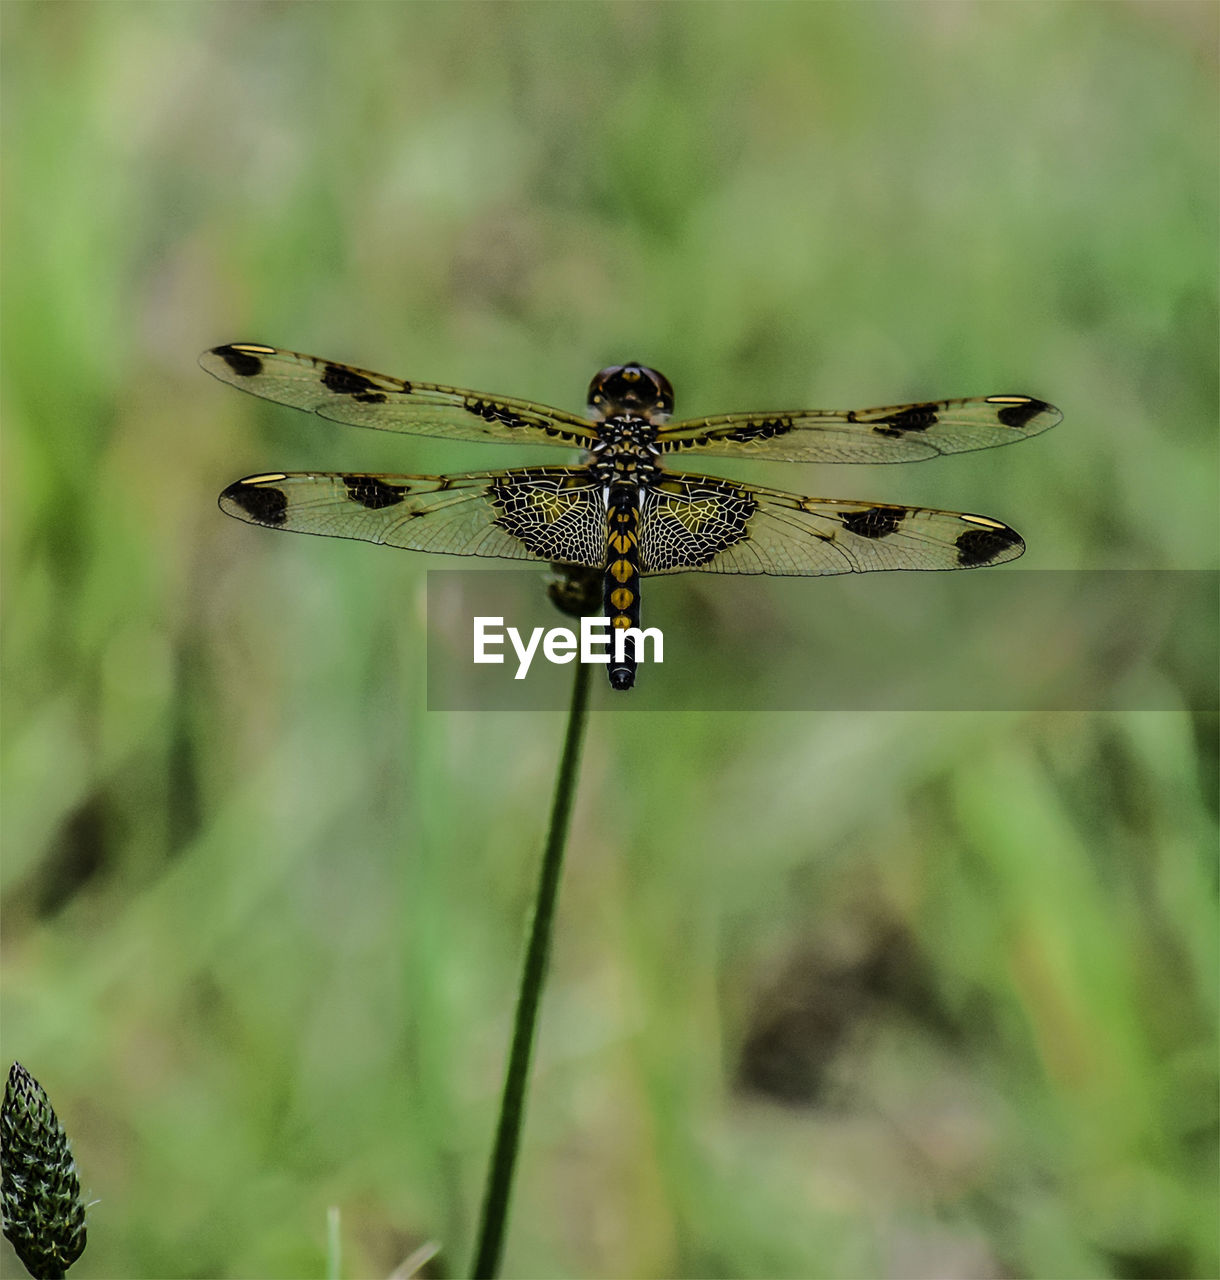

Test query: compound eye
[646,369,675,415]
[588,367,621,403]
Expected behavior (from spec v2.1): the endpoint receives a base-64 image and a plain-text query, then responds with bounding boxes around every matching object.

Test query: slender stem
[325,1205,340,1280]
[470,659,592,1279]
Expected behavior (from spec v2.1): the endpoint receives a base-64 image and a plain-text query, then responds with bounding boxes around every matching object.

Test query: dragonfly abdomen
[604,484,642,691]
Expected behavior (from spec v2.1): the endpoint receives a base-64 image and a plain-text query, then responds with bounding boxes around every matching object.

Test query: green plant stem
[325,1205,340,1280]
[470,659,592,1280]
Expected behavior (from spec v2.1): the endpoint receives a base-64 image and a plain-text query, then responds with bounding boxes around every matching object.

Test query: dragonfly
[206,343,1060,690]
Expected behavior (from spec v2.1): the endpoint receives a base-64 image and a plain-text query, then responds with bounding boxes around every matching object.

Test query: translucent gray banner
[426,569,1217,712]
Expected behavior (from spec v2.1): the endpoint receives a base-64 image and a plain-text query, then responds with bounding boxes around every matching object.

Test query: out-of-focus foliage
[2,3,1216,1277]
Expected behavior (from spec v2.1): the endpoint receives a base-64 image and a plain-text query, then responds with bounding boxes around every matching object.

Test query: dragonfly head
[587,364,674,423]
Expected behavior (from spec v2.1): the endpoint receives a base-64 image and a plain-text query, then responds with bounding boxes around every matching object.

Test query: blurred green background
[2,2,1217,1277]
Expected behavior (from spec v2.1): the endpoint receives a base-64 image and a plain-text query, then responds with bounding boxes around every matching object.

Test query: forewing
[656,395,1060,463]
[639,474,1024,576]
[219,467,605,567]
[201,344,598,449]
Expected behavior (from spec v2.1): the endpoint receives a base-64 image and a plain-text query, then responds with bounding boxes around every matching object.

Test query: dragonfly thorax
[586,417,663,487]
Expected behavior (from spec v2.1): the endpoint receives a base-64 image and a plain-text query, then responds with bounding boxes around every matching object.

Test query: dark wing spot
[722,417,793,444]
[995,398,1050,429]
[214,344,264,377]
[224,481,287,525]
[342,475,407,510]
[871,404,939,438]
[841,506,902,539]
[657,434,711,452]
[465,398,531,431]
[322,363,392,403]
[956,525,1022,566]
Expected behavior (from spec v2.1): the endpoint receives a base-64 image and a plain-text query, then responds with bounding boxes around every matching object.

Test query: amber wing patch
[639,477,757,571]
[487,470,605,566]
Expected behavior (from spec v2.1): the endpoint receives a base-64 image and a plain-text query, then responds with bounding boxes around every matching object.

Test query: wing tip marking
[220,477,289,526]
[955,521,1024,566]
[209,343,271,378]
[986,396,1059,430]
